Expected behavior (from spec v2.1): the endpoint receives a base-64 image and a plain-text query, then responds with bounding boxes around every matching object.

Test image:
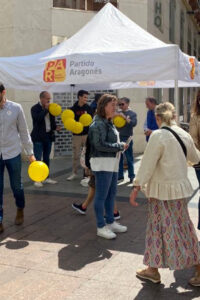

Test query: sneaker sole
[189,283,200,287]
[189,281,200,287]
[72,204,86,215]
[114,216,121,221]
[136,273,161,284]
[97,232,116,239]
[110,228,127,233]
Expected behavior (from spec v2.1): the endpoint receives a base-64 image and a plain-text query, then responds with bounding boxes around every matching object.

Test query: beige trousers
[72,134,87,174]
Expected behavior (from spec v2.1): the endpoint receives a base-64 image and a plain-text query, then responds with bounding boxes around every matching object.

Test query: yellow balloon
[113,116,126,128]
[61,109,75,123]
[64,118,76,131]
[79,114,92,127]
[49,103,62,116]
[28,161,49,182]
[72,122,83,134]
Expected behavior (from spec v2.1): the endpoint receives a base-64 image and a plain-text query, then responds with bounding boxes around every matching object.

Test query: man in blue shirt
[90,93,102,115]
[144,97,158,142]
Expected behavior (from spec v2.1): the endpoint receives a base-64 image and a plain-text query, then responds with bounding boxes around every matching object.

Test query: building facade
[1,0,200,154]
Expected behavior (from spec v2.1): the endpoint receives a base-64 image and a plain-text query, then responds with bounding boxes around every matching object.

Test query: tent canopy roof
[0,3,198,92]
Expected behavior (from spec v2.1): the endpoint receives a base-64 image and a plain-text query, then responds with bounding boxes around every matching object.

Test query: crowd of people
[1,80,200,286]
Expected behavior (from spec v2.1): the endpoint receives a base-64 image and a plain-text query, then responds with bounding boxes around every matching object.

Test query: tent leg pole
[70,84,75,106]
[174,80,179,124]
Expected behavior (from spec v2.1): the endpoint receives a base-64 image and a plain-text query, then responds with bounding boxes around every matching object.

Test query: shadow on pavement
[134,269,200,300]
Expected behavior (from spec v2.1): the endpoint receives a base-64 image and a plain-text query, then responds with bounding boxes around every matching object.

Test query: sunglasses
[119,103,125,106]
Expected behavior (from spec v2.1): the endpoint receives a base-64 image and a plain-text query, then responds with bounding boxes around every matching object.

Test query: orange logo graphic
[189,57,195,80]
[43,59,66,82]
[137,81,156,87]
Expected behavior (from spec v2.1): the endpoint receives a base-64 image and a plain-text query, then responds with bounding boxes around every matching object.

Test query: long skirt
[144,198,200,270]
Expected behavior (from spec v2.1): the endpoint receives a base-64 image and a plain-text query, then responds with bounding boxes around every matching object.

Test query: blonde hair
[155,102,176,125]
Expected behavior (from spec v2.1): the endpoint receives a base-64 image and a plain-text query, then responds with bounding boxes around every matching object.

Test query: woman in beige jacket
[130,102,200,286]
[189,91,200,230]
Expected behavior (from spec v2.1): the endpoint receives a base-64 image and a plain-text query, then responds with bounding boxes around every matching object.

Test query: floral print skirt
[144,198,200,270]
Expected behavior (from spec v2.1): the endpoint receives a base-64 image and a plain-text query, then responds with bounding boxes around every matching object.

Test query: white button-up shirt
[0,100,33,159]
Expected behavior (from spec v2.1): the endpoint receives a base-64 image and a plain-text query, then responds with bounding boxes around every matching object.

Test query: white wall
[2,0,53,131]
[118,0,149,152]
[52,7,95,38]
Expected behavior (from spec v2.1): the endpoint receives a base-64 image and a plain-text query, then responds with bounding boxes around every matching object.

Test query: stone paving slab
[1,156,200,299]
[0,191,200,299]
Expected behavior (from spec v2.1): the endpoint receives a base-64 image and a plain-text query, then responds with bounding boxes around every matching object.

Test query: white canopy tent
[0,3,199,116]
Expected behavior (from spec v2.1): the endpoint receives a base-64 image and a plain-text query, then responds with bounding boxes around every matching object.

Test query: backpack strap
[161,126,187,157]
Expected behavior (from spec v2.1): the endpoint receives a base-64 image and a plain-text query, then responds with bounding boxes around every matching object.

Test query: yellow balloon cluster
[61,109,83,134]
[73,122,84,134]
[113,116,126,128]
[49,103,62,116]
[61,109,75,122]
[64,118,76,131]
[28,161,49,182]
[61,109,93,134]
[79,113,92,127]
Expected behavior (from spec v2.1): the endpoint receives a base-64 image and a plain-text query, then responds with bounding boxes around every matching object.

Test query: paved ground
[1,155,200,299]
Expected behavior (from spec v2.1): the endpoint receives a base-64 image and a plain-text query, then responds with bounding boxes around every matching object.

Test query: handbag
[161,126,187,157]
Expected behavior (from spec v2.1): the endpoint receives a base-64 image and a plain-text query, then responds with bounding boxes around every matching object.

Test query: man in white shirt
[0,82,35,233]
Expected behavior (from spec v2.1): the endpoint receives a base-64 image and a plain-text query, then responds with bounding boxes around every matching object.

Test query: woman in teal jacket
[88,94,128,240]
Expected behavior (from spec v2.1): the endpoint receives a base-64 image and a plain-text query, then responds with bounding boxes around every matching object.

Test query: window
[194,38,197,57]
[186,88,191,123]
[179,88,184,118]
[169,88,174,104]
[169,0,176,43]
[53,0,117,11]
[180,11,185,51]
[153,89,162,103]
[187,27,192,55]
[52,35,67,46]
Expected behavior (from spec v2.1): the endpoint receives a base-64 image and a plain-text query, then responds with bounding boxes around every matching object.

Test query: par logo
[189,57,195,80]
[43,59,66,82]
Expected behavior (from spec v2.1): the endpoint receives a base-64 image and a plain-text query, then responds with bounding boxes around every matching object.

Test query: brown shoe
[189,275,200,287]
[136,268,161,284]
[15,208,24,225]
[0,223,4,233]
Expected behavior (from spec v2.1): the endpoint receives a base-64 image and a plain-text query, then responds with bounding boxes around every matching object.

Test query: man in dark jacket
[31,91,61,187]
[67,90,93,181]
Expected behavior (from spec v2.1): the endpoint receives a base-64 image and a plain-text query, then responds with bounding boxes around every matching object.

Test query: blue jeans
[118,140,135,180]
[94,171,117,228]
[195,169,200,230]
[33,137,52,169]
[0,154,25,222]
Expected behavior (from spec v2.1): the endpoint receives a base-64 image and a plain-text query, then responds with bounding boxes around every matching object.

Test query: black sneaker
[118,177,124,181]
[104,211,121,221]
[72,203,86,215]
[114,211,121,220]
